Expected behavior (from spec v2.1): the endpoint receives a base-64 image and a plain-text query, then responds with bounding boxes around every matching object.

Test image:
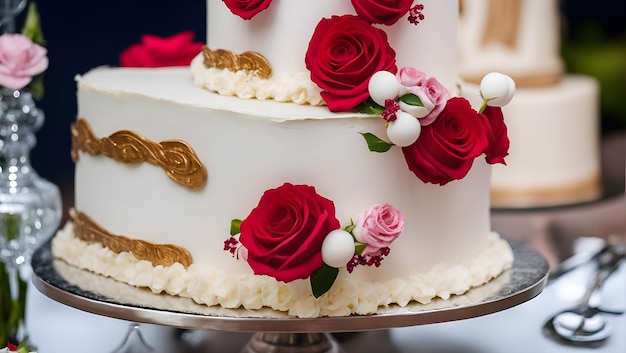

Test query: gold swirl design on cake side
[201,46,272,79]
[71,118,207,190]
[70,209,193,268]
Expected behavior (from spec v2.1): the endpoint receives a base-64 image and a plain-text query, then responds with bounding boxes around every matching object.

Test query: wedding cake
[459,0,602,208]
[52,0,515,318]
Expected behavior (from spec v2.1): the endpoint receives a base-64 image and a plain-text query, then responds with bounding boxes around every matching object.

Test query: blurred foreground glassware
[0,0,27,33]
[0,87,62,345]
[110,323,155,353]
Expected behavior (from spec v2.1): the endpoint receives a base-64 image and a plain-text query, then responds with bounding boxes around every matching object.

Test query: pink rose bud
[353,203,404,256]
[480,72,516,107]
[397,66,428,87]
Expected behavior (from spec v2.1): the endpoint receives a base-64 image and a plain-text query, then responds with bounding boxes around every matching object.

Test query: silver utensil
[543,243,625,345]
[547,241,608,284]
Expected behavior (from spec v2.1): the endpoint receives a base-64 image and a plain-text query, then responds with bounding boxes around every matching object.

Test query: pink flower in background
[353,203,404,256]
[0,33,48,90]
[119,31,204,68]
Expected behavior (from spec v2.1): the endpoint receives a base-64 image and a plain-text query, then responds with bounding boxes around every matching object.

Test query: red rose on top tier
[351,0,414,25]
[305,15,397,112]
[223,0,272,20]
[482,106,509,164]
[402,97,489,185]
[239,183,340,283]
[119,31,204,68]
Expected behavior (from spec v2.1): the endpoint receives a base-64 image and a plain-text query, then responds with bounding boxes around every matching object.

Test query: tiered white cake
[459,0,602,207]
[52,0,514,318]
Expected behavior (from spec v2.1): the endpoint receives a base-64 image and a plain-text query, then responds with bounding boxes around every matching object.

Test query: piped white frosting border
[52,223,514,318]
[190,54,324,106]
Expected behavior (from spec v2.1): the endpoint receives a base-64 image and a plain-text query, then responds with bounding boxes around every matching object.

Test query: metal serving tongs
[547,241,624,285]
[543,242,625,345]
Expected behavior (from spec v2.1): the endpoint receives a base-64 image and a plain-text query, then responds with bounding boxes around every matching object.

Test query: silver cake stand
[31,239,548,353]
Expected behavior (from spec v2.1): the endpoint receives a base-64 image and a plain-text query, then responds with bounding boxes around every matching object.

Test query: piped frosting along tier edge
[52,224,514,318]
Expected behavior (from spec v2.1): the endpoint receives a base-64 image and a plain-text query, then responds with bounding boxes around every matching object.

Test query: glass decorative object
[0,87,62,344]
[0,0,27,33]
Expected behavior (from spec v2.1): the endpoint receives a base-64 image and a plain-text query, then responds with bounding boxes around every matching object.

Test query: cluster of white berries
[366,70,515,148]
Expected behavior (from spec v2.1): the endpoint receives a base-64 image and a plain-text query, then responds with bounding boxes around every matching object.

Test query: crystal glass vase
[0,0,27,33]
[0,87,62,344]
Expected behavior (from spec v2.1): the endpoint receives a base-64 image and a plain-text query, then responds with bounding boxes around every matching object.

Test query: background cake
[458,0,602,208]
[51,0,514,318]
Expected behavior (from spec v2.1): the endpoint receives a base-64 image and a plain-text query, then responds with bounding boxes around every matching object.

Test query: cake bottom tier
[52,224,514,318]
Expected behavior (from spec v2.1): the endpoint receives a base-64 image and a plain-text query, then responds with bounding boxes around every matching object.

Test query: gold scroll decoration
[71,118,207,190]
[201,45,273,79]
[480,0,522,49]
[71,209,193,268]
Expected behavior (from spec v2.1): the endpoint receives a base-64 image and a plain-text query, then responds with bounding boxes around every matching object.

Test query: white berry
[368,71,403,106]
[480,72,516,107]
[321,230,355,268]
[386,111,422,147]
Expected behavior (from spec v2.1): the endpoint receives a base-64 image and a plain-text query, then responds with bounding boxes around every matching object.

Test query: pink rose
[351,0,414,25]
[305,15,397,112]
[397,67,428,87]
[0,34,48,90]
[223,0,273,20]
[410,76,450,126]
[420,77,451,125]
[353,203,404,256]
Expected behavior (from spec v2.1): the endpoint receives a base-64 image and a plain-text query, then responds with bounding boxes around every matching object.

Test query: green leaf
[399,93,423,106]
[230,219,242,236]
[21,2,46,46]
[310,264,339,298]
[360,132,394,153]
[28,74,45,101]
[354,243,367,256]
[343,219,356,235]
[355,98,385,115]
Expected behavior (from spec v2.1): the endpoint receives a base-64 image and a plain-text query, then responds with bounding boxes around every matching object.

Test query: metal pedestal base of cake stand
[242,333,341,353]
[30,239,548,353]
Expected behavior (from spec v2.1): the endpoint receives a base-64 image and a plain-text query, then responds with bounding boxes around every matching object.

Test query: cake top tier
[197,0,459,107]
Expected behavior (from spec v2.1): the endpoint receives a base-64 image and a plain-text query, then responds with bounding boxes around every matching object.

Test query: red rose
[402,97,489,185]
[239,183,340,282]
[305,15,397,112]
[351,0,414,25]
[482,106,509,164]
[223,0,272,20]
[119,31,204,68]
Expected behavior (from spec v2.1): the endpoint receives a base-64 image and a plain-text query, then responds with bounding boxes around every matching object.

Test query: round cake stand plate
[31,239,548,353]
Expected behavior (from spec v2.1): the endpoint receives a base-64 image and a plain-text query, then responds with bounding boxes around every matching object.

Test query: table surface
[23,236,625,353]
